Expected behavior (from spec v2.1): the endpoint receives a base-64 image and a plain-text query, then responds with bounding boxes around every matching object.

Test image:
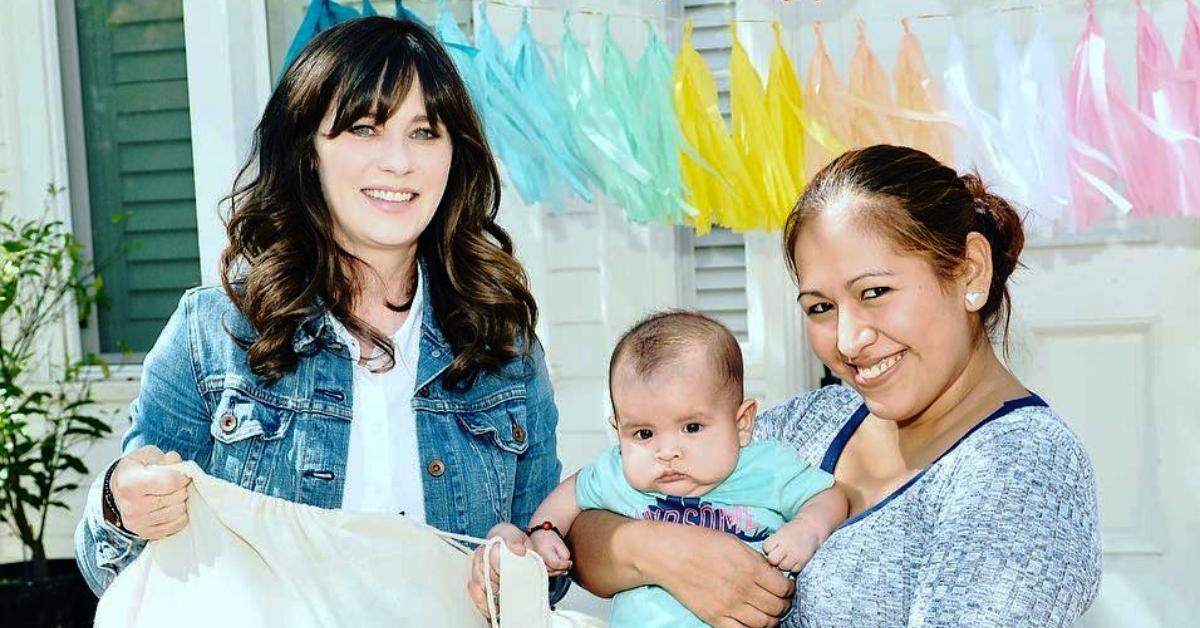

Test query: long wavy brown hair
[220,16,537,387]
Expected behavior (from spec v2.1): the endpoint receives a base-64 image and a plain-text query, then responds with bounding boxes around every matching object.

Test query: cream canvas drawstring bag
[94,462,606,628]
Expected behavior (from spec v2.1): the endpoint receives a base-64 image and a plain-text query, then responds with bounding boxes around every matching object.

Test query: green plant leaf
[74,419,112,438]
[58,454,88,475]
[63,426,108,438]
[0,279,14,317]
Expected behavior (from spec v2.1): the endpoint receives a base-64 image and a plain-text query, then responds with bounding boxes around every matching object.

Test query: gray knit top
[755,385,1102,628]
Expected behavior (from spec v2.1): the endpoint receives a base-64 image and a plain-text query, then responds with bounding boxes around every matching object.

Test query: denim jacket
[74,274,562,597]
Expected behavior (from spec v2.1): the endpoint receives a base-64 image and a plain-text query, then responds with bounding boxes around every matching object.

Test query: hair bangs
[324,37,457,137]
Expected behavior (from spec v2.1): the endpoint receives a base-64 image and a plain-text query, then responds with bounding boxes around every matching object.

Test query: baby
[500,311,847,626]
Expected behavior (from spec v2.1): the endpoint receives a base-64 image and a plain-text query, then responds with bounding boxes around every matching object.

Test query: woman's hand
[656,524,795,627]
[569,511,794,628]
[467,523,530,620]
[108,445,191,540]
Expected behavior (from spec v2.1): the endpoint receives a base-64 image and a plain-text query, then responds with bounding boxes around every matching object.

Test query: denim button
[427,459,446,477]
[512,425,527,444]
[219,413,237,433]
[431,350,442,358]
[418,384,430,397]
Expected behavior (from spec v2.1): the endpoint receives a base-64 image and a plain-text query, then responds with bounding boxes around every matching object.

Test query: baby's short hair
[608,310,744,406]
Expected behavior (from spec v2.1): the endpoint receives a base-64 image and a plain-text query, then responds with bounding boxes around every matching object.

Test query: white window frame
[182,0,273,287]
[50,0,269,373]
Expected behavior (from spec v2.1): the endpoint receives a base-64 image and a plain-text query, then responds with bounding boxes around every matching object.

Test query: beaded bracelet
[101,460,132,534]
[527,521,563,538]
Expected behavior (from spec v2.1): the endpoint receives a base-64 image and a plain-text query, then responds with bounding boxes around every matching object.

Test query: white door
[993,2,1200,624]
[1009,218,1200,627]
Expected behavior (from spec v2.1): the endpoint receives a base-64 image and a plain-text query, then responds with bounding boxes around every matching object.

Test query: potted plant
[0,186,113,627]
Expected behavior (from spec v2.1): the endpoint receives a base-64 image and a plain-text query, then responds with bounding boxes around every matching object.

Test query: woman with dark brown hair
[75,16,562,608]
[565,145,1101,627]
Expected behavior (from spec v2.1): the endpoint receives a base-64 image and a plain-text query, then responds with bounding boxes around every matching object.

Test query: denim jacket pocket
[455,399,530,455]
[208,388,293,488]
[439,392,530,526]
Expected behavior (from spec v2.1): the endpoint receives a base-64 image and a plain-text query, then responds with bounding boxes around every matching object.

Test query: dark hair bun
[959,173,1024,326]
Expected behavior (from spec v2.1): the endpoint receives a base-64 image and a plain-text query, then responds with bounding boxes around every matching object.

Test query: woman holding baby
[561,145,1102,627]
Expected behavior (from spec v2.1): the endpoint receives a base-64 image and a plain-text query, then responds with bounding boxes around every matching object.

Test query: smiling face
[610,347,756,497]
[313,79,452,260]
[793,196,979,422]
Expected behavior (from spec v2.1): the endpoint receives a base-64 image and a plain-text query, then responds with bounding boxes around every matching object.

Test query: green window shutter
[75,0,201,355]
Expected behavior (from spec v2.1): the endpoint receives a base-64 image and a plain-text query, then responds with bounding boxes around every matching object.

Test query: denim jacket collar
[415,258,449,352]
[292,299,333,355]
[415,258,453,391]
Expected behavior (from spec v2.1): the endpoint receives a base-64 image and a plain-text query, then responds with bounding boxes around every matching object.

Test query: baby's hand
[529,528,573,576]
[762,518,823,573]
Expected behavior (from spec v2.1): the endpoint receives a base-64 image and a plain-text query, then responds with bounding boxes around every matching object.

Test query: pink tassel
[1128,1,1183,217]
[1179,1,1200,216]
[1136,0,1178,118]
[1063,2,1195,226]
[1065,7,1129,229]
[1181,1,1200,136]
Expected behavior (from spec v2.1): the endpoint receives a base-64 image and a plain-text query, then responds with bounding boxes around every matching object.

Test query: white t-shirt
[329,269,426,521]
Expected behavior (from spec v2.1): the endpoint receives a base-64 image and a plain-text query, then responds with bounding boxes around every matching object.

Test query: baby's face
[610,348,754,497]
